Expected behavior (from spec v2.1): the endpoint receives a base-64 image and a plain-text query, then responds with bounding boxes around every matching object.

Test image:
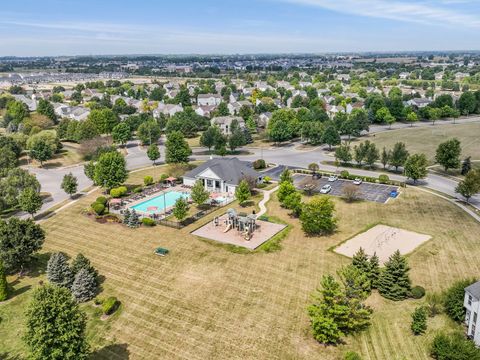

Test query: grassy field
[19,142,84,169]
[352,122,480,163]
[1,167,480,359]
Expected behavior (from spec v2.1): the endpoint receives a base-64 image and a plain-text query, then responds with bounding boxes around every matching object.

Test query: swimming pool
[130,191,190,213]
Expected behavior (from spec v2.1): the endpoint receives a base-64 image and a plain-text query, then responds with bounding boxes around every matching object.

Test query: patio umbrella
[147,206,158,212]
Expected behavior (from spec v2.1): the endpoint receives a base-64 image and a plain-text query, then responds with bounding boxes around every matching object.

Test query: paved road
[24,117,480,216]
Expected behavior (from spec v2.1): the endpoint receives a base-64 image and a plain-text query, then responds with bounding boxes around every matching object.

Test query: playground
[334,224,431,264]
[191,209,286,250]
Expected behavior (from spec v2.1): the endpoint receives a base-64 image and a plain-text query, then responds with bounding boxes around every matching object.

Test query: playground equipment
[215,209,257,241]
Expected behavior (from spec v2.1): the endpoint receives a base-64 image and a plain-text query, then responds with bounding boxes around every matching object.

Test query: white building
[211,116,245,135]
[183,157,262,195]
[464,281,480,345]
[197,94,222,106]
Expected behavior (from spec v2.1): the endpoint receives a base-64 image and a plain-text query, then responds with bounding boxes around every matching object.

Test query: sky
[0,0,479,56]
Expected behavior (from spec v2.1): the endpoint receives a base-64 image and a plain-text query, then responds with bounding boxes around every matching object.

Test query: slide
[223,224,232,233]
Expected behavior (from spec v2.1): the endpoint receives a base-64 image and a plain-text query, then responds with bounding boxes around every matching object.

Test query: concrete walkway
[257,185,279,217]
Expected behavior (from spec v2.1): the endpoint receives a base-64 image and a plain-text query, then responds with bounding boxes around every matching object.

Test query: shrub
[96,196,107,205]
[258,215,269,221]
[378,174,390,184]
[411,306,427,335]
[93,297,103,306]
[253,159,266,169]
[141,218,156,226]
[411,285,426,299]
[444,278,476,322]
[91,202,105,215]
[102,296,120,315]
[133,186,143,193]
[431,332,480,359]
[159,173,169,182]
[144,176,154,186]
[109,186,127,198]
[264,176,271,183]
[344,351,362,360]
[340,170,349,178]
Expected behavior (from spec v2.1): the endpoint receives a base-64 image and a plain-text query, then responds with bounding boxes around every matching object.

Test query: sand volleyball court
[335,224,431,264]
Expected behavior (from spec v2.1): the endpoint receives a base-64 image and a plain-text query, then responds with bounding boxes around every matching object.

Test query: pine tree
[377,250,411,300]
[46,252,74,289]
[0,260,8,301]
[411,306,427,335]
[71,268,97,303]
[123,208,131,224]
[128,209,140,228]
[71,253,98,284]
[369,253,380,289]
[352,248,371,275]
[461,156,472,176]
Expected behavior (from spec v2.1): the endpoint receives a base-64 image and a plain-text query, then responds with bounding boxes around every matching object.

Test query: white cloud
[279,0,480,28]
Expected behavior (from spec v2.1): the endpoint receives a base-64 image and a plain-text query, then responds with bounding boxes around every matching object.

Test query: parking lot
[294,174,399,203]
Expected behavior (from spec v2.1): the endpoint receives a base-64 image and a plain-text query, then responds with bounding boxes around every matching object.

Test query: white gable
[197,168,221,180]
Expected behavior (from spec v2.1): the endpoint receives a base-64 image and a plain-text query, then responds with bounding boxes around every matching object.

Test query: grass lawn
[186,135,201,148]
[1,167,480,358]
[19,142,84,169]
[352,122,480,163]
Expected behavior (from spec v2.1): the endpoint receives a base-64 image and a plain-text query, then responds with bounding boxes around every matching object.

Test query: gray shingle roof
[184,158,260,186]
[465,281,480,299]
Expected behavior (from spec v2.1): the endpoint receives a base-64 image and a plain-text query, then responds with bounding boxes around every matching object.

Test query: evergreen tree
[24,284,89,360]
[352,248,371,275]
[369,253,380,289]
[0,260,8,301]
[128,209,140,228]
[411,306,427,335]
[377,250,411,300]
[462,156,472,176]
[71,253,98,283]
[71,268,97,303]
[123,208,131,225]
[46,252,74,289]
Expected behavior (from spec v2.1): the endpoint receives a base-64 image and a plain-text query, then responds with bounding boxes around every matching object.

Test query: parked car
[320,184,332,194]
[353,178,363,185]
[328,175,338,182]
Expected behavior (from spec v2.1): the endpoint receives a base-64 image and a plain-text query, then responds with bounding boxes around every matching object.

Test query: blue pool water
[130,191,190,213]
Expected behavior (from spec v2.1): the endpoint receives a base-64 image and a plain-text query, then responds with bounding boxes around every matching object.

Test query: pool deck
[192,214,287,250]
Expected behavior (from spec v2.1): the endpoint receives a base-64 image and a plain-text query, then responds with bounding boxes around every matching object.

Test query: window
[469,295,473,306]
[207,180,213,187]
[472,323,476,337]
[466,310,471,324]
[474,312,477,323]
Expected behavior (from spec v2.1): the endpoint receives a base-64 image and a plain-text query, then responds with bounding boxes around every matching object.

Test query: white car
[353,178,363,185]
[328,175,338,182]
[320,184,332,194]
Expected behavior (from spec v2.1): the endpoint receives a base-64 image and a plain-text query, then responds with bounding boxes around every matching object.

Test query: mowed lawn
[353,122,480,163]
[2,173,480,358]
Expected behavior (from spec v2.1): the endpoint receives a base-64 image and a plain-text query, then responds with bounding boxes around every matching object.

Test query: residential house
[406,98,432,109]
[228,100,252,115]
[464,281,480,345]
[12,94,37,111]
[276,80,294,91]
[337,74,351,82]
[211,116,245,135]
[435,72,444,81]
[325,105,345,118]
[399,72,410,80]
[455,72,470,81]
[195,105,216,118]
[153,102,183,117]
[183,157,262,195]
[197,94,222,107]
[257,112,272,128]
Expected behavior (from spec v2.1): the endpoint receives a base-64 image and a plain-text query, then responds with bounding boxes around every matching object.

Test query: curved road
[24,117,480,216]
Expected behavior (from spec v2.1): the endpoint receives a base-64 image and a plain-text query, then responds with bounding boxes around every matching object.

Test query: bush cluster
[253,159,266,169]
[411,285,426,299]
[102,296,120,315]
[91,202,105,215]
[141,218,156,226]
[109,186,128,198]
[144,176,154,186]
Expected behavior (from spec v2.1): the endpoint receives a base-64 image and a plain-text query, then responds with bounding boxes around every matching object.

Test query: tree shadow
[20,252,51,278]
[90,343,130,360]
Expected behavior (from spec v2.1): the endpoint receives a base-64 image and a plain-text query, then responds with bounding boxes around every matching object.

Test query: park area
[1,165,480,359]
[352,122,480,163]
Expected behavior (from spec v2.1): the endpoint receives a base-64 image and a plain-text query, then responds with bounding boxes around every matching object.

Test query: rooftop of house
[465,281,480,299]
[184,157,260,186]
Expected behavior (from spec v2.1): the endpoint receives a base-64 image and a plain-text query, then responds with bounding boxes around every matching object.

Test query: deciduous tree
[300,196,337,235]
[61,173,78,198]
